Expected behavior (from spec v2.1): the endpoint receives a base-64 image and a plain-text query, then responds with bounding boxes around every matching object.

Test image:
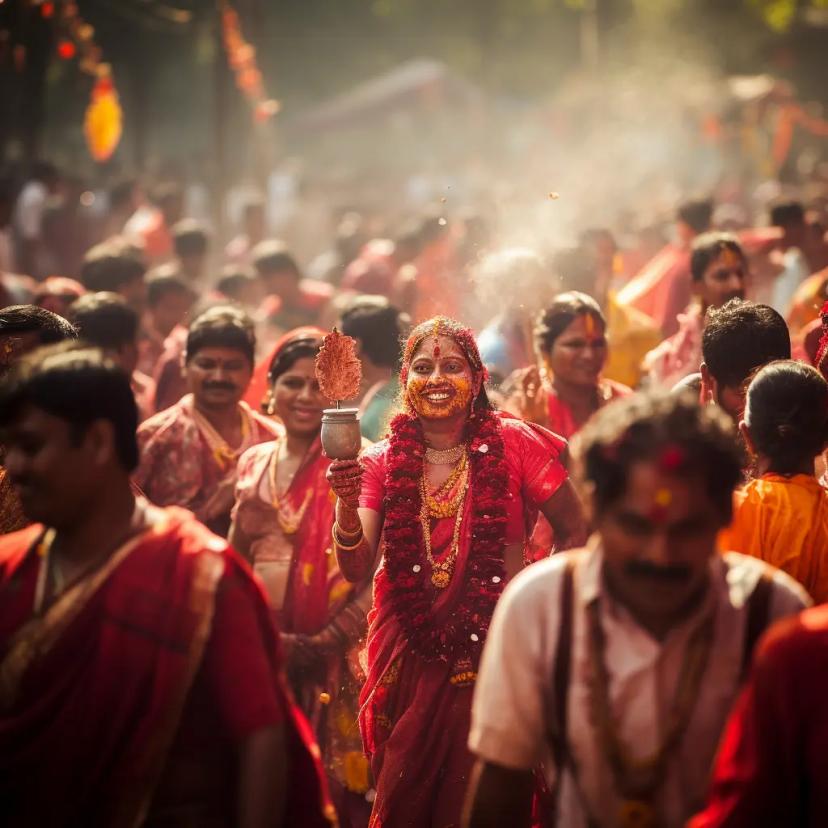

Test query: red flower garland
[376,409,508,663]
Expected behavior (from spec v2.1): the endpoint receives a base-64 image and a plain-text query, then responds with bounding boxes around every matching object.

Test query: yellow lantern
[84,72,122,163]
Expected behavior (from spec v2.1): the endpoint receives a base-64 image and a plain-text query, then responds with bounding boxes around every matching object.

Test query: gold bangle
[333,519,362,540]
[332,523,364,551]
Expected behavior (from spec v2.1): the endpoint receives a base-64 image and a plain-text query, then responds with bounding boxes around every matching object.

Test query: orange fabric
[719,474,828,604]
[786,267,828,337]
[615,243,691,336]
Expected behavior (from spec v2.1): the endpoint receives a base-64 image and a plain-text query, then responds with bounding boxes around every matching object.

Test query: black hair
[690,232,745,283]
[216,266,257,301]
[108,178,137,211]
[0,304,77,344]
[677,198,713,234]
[146,272,195,308]
[81,239,146,293]
[172,219,210,258]
[534,291,605,355]
[340,296,408,369]
[770,200,805,228]
[745,361,828,474]
[69,292,139,351]
[185,305,255,365]
[702,300,790,389]
[152,181,182,209]
[573,390,742,518]
[251,240,301,279]
[268,337,323,384]
[0,343,139,472]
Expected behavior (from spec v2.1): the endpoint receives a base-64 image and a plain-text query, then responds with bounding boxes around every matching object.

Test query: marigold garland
[376,409,508,663]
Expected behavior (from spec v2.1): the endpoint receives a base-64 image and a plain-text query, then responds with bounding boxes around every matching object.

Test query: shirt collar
[580,538,727,632]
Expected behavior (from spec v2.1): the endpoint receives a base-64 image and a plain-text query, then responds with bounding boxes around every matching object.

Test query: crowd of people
[2,159,828,828]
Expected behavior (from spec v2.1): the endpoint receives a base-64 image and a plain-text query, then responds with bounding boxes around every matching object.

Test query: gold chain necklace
[192,404,252,472]
[269,442,313,536]
[424,451,469,518]
[419,465,470,589]
[585,599,715,828]
[424,443,466,465]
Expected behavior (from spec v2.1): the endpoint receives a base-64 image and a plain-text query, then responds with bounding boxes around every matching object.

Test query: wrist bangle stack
[332,522,364,550]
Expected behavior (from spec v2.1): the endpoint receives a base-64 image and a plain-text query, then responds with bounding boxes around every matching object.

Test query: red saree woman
[326,316,587,827]
[229,328,372,827]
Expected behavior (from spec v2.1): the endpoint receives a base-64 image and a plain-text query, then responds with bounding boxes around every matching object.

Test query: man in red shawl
[135,305,281,536]
[0,343,334,827]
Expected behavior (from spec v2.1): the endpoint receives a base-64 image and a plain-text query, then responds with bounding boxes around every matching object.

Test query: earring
[264,390,276,416]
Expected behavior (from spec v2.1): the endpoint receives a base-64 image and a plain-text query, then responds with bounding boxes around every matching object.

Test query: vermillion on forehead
[410,335,467,365]
[719,247,742,268]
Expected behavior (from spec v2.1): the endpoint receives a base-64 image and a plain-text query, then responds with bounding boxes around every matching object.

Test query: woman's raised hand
[326,459,363,509]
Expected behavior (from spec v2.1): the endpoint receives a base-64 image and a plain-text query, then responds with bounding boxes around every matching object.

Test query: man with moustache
[464,392,808,828]
[643,233,747,389]
[0,344,335,827]
[135,306,281,535]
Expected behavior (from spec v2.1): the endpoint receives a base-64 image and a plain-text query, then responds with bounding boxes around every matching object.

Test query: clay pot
[321,408,361,460]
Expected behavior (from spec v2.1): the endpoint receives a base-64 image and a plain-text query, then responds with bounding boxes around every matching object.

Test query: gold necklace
[585,600,715,827]
[269,442,313,536]
[192,404,252,472]
[433,450,468,498]
[419,467,470,588]
[424,443,466,465]
[423,457,469,519]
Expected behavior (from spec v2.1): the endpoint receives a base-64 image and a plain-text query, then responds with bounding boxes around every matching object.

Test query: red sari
[0,506,333,827]
[233,438,373,821]
[357,414,568,827]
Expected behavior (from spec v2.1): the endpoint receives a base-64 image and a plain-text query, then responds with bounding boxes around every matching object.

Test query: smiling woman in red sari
[502,291,630,439]
[229,327,373,828]
[326,316,587,828]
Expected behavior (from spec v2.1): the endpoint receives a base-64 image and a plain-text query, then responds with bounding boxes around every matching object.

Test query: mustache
[623,559,694,583]
[203,381,237,391]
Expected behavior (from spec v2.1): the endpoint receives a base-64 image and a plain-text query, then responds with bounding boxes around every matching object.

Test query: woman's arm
[333,502,381,582]
[538,479,588,551]
[327,458,382,582]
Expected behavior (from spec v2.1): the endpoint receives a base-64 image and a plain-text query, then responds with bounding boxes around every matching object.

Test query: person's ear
[700,362,714,404]
[85,419,118,468]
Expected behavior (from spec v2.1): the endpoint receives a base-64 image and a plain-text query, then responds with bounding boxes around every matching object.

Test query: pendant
[618,800,657,828]
[431,569,451,589]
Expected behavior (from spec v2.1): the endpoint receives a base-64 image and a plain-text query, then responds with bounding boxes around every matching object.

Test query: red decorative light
[41,2,55,18]
[57,40,76,60]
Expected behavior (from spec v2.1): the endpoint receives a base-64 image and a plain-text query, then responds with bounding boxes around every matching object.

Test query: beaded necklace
[585,599,715,827]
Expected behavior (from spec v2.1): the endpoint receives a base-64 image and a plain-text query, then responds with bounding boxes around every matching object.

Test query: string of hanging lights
[219,0,279,124]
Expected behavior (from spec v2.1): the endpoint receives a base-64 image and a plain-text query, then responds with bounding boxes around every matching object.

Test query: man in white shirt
[13,162,61,279]
[464,391,809,828]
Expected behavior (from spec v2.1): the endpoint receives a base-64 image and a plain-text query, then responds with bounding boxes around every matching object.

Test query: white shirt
[469,544,810,828]
[13,180,47,241]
